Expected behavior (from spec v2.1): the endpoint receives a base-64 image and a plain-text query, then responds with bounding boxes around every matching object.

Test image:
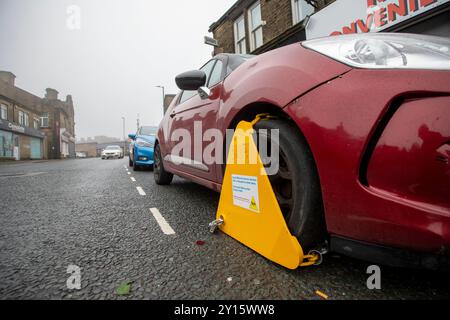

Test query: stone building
[75,142,98,158]
[0,71,76,160]
[209,0,333,55]
[209,0,450,55]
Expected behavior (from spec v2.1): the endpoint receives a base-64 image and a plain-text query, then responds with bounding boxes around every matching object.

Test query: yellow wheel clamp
[209,114,322,270]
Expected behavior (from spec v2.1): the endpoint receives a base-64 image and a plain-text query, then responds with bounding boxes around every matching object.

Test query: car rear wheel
[154,144,173,185]
[129,157,133,167]
[254,119,327,250]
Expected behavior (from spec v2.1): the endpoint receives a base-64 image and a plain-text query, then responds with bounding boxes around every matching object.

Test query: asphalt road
[0,158,449,300]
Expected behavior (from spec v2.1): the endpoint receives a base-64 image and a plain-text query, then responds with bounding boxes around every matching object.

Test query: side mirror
[128,133,136,140]
[198,87,212,100]
[175,70,206,91]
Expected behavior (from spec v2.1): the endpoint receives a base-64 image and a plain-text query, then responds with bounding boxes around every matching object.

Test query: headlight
[303,33,450,70]
[136,138,153,148]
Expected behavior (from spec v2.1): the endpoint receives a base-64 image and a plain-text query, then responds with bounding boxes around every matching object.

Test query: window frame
[24,112,29,127]
[248,1,264,52]
[0,104,7,120]
[18,110,25,126]
[40,113,49,128]
[234,14,247,54]
[291,0,314,25]
[33,118,40,129]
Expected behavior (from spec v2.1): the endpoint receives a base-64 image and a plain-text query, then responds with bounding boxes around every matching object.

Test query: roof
[209,0,253,32]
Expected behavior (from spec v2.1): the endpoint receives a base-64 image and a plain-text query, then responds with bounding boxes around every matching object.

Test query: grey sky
[0,0,236,139]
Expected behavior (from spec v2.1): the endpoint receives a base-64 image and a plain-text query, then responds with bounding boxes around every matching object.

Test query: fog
[0,0,236,139]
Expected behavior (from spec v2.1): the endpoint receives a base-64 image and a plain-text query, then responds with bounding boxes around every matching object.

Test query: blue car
[128,126,157,171]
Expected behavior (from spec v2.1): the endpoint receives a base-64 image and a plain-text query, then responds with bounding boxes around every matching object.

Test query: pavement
[0,158,449,300]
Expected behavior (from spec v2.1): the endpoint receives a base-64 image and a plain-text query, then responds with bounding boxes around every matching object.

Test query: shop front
[0,119,45,160]
[306,0,450,39]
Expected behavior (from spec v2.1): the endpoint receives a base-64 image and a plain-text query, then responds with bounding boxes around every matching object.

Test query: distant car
[76,152,87,158]
[128,126,157,171]
[101,145,124,160]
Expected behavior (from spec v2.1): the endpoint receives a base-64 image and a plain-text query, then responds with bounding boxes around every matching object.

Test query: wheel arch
[224,102,320,169]
[223,101,329,245]
[223,102,325,197]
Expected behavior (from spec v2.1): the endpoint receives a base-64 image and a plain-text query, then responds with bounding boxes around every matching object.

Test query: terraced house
[209,0,450,55]
[0,71,76,160]
[209,0,334,55]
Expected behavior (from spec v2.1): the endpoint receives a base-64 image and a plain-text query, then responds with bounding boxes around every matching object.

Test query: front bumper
[102,153,122,158]
[134,147,154,166]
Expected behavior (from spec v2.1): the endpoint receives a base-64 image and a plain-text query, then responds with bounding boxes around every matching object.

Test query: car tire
[129,157,133,167]
[253,119,327,250]
[154,144,173,185]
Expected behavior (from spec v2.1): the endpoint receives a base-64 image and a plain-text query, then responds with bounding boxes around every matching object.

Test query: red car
[155,33,450,269]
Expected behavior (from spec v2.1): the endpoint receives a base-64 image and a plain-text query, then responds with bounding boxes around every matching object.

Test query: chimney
[0,71,16,86]
[45,88,59,100]
[66,95,73,104]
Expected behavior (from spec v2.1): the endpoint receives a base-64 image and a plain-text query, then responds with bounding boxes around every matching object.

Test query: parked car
[76,152,87,158]
[101,145,124,160]
[155,33,450,269]
[128,126,157,171]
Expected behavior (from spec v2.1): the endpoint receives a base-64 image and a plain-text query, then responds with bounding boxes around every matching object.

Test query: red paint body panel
[368,97,450,211]
[158,42,450,254]
[284,69,450,252]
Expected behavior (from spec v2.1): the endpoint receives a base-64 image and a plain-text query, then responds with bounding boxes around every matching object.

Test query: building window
[24,113,29,127]
[0,104,7,120]
[248,1,263,51]
[18,111,25,126]
[292,0,315,25]
[41,113,49,128]
[33,118,40,129]
[234,15,246,54]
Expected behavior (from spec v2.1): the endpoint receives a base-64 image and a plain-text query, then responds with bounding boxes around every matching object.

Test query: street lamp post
[155,85,165,114]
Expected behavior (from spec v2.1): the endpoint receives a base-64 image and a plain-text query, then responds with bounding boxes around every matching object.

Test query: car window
[178,59,217,105]
[208,60,223,87]
[179,90,197,104]
[226,54,255,75]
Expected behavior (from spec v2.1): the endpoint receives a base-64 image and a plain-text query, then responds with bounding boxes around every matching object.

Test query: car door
[165,57,226,183]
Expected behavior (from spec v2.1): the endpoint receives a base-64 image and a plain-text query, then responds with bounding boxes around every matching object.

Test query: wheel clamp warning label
[231,175,260,213]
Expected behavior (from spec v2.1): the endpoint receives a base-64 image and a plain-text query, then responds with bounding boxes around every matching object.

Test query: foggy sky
[0,0,236,139]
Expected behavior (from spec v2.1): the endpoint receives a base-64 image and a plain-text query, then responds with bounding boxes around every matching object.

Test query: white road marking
[123,165,127,169]
[136,187,146,196]
[150,208,175,235]
[130,177,136,182]
[127,172,131,175]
